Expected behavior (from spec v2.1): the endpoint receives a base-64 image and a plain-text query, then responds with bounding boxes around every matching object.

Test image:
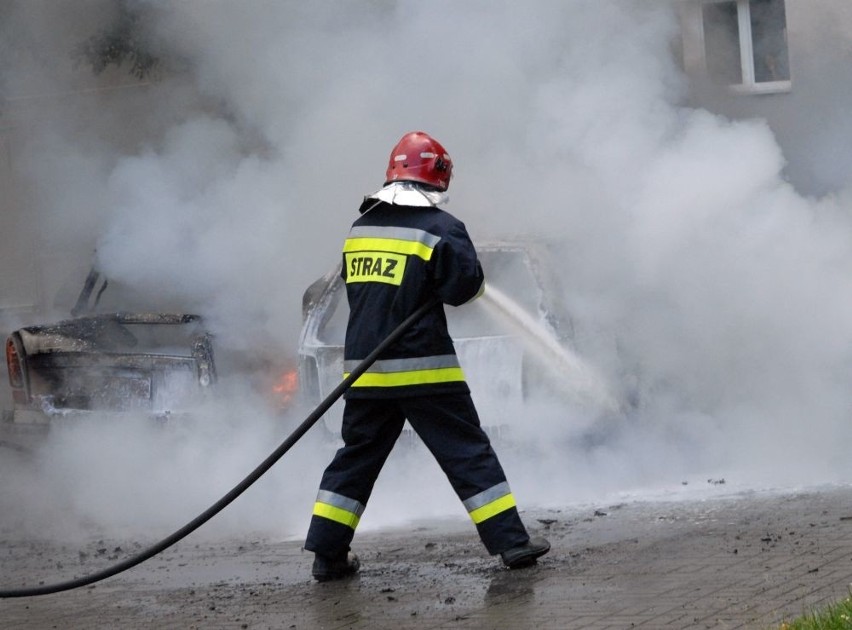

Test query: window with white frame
[685,0,791,94]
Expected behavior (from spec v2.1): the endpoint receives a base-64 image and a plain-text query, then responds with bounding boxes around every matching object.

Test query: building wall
[678,0,852,195]
[0,69,161,329]
[0,117,40,321]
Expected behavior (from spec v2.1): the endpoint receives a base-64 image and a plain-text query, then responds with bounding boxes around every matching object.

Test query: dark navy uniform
[304,195,531,558]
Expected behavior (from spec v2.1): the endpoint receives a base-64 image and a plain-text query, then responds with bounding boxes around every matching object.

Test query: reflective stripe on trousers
[462,481,517,524]
[312,490,366,530]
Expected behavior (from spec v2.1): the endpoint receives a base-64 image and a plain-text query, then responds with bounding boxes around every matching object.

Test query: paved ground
[2,484,852,629]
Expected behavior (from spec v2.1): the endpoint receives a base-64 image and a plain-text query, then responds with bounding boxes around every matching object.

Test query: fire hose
[0,297,439,598]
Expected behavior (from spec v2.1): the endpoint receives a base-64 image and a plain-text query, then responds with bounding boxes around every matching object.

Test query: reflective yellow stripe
[313,502,361,529]
[343,237,435,261]
[344,355,461,373]
[468,493,517,524]
[344,367,466,388]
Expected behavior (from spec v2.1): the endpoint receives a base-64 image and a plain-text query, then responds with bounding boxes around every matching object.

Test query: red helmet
[384,131,453,191]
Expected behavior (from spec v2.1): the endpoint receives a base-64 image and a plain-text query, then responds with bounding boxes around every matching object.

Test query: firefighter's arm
[462,279,485,304]
[431,222,485,306]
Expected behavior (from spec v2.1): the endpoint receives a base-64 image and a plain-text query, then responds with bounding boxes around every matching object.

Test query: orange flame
[271,369,299,408]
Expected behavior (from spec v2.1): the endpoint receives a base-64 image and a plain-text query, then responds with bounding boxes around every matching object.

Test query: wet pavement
[2,484,852,629]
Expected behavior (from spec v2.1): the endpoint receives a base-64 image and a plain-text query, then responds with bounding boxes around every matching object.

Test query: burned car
[4,269,216,428]
[297,240,604,440]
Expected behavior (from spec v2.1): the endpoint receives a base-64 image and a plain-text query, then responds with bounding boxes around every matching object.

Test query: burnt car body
[4,269,216,429]
[297,240,581,440]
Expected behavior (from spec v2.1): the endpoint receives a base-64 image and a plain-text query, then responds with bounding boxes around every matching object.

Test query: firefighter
[304,131,550,581]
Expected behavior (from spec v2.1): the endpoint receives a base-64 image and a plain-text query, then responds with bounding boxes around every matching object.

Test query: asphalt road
[2,484,852,629]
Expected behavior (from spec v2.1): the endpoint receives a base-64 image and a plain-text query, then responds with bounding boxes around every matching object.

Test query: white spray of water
[479,283,619,412]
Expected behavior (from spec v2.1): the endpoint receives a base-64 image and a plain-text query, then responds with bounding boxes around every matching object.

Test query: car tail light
[6,337,24,389]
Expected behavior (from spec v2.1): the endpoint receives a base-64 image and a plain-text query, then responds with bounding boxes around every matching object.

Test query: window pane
[750,0,790,82]
[703,1,743,84]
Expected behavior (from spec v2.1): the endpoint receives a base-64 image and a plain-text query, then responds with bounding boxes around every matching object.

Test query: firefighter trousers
[304,393,530,557]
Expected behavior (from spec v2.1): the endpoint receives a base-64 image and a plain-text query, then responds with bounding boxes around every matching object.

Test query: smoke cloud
[3,0,852,545]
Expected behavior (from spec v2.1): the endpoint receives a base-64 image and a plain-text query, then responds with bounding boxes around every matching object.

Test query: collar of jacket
[365,181,449,208]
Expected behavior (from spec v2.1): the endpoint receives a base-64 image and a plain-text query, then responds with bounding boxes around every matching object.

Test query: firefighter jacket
[341,193,484,399]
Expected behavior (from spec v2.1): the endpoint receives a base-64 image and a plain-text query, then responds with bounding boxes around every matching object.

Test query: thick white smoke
[3,0,852,545]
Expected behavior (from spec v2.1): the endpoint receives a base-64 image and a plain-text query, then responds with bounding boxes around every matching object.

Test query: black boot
[312,551,360,582]
[500,537,550,569]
